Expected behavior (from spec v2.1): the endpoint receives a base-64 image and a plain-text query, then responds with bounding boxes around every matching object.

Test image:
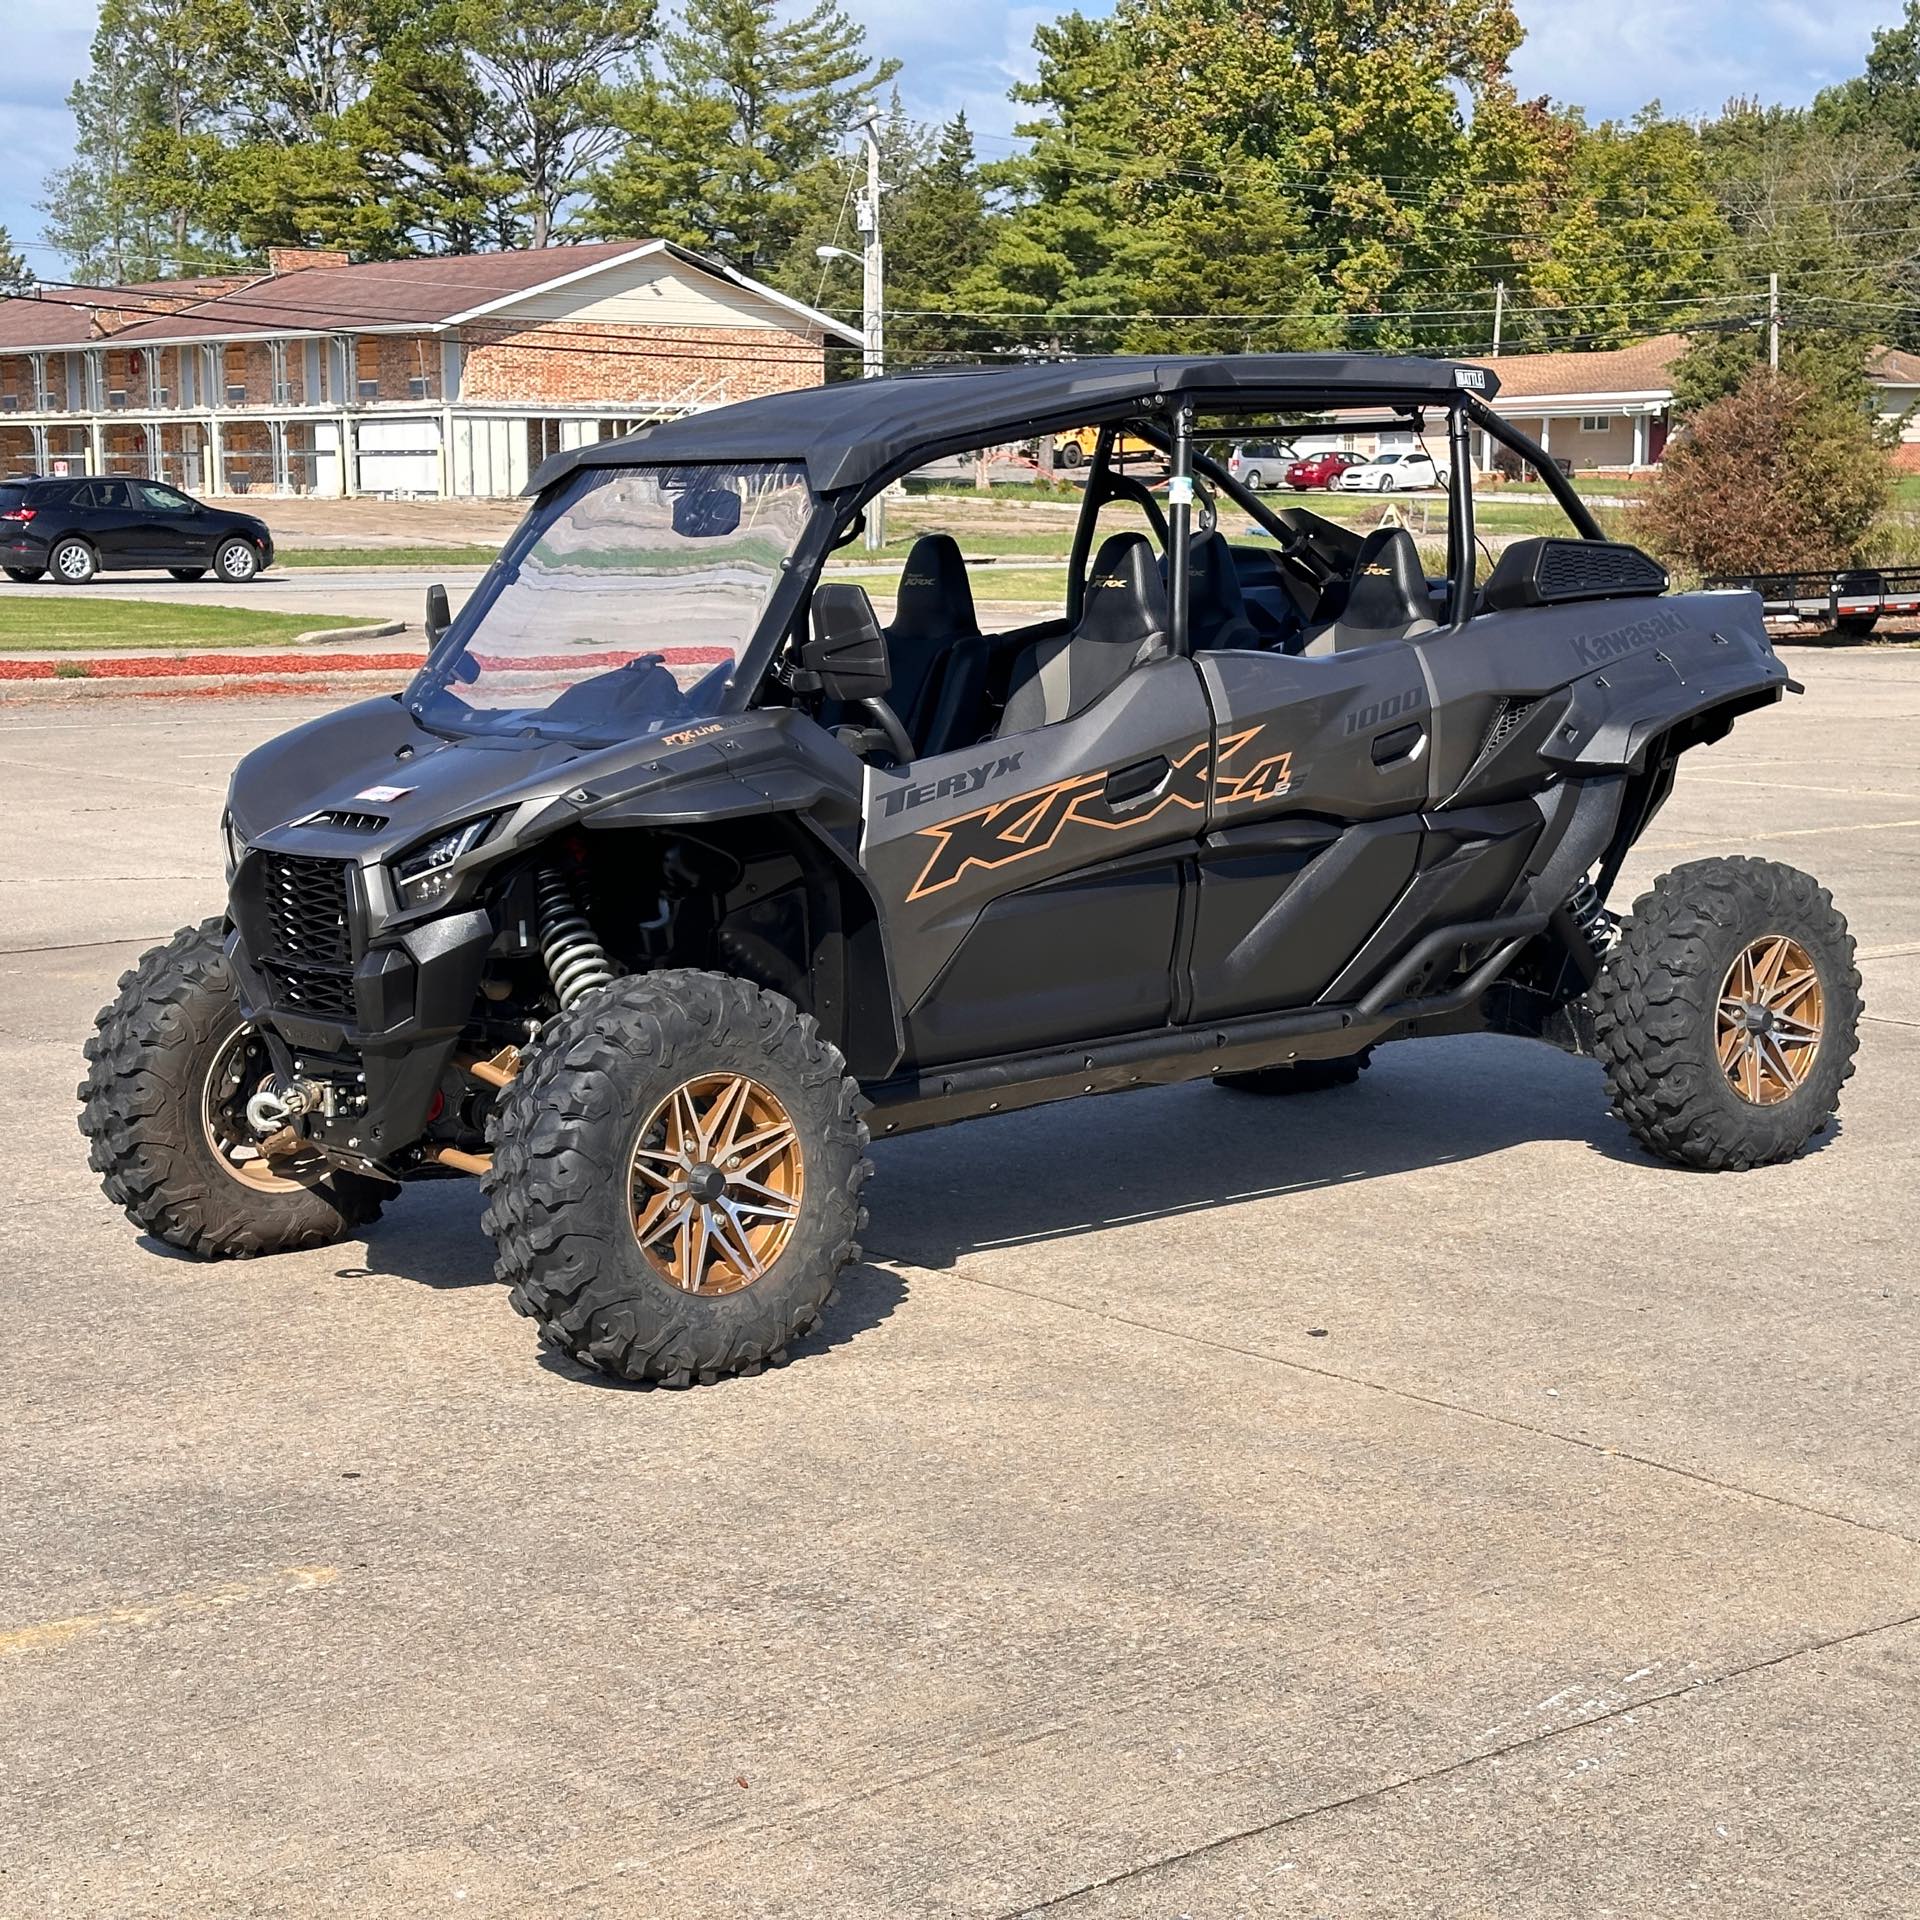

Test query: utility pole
[857,117,886,548]
[1769,273,1780,371]
[1491,281,1505,357]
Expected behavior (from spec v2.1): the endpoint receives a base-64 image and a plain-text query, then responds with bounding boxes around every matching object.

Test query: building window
[1578,414,1611,433]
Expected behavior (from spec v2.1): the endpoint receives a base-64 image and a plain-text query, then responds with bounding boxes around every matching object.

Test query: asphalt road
[2,648,1917,1916]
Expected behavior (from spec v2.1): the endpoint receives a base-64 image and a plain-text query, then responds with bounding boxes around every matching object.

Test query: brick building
[0,242,860,499]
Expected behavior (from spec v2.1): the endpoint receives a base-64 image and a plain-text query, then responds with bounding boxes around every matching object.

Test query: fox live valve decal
[906,728,1293,902]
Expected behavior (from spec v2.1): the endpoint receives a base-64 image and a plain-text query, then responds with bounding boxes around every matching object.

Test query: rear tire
[49,537,97,585]
[484,970,871,1385]
[1589,857,1860,1170]
[3,565,44,582]
[1217,1049,1373,1096]
[1057,441,1083,469]
[78,920,388,1256]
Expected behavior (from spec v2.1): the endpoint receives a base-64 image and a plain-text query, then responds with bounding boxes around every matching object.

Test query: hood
[227,698,587,859]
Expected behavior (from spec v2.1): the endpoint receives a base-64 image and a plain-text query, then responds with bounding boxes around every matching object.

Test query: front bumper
[227,852,496,1165]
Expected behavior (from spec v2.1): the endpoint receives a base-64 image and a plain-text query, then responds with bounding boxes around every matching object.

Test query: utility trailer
[1706,565,1920,638]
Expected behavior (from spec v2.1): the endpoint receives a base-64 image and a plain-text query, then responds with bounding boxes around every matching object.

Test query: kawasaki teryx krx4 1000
[81,355,1860,1382]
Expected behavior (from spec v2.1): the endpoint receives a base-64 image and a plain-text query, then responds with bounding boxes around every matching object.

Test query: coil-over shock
[1563,876,1618,970]
[536,865,615,1010]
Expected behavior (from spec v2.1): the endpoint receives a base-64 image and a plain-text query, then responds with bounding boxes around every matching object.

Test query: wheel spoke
[637,1192,691,1250]
[705,1074,754,1158]
[726,1174,800,1220]
[713,1201,768,1281]
[728,1122,797,1178]
[1768,967,1821,1016]
[1759,1031,1802,1094]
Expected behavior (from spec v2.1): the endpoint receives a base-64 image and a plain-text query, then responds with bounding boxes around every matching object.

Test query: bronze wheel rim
[1717,934,1825,1106]
[199,1025,323,1192]
[629,1073,804,1294]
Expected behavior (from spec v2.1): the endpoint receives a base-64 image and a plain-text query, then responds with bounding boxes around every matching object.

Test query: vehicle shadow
[857,1031,1810,1272]
[332,1179,909,1387]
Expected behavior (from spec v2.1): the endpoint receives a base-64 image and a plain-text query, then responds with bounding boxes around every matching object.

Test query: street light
[818,119,888,548]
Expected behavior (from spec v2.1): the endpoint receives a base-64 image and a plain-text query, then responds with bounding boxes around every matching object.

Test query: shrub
[1643,367,1891,576]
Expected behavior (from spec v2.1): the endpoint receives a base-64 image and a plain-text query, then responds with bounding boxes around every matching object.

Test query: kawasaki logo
[1569,608,1688,669]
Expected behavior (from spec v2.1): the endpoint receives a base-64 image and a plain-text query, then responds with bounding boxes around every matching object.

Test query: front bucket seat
[996,531,1169,737]
[886,533,980,745]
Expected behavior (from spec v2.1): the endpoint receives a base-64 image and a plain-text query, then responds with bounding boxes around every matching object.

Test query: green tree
[0,228,31,294]
[462,0,658,246]
[960,0,1534,356]
[1644,365,1890,575]
[591,0,897,274]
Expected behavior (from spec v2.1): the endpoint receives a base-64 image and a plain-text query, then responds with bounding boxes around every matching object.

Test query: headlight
[221,811,244,879]
[388,816,496,910]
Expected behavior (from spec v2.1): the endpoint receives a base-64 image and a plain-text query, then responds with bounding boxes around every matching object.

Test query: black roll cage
[732,383,1607,710]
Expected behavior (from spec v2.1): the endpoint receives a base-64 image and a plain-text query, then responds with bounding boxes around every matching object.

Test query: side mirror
[425,582,450,643]
[802,582,892,700]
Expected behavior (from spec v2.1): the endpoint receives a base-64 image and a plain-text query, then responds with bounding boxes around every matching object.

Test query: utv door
[862,655,1214,1067]
[1186,641,1436,1019]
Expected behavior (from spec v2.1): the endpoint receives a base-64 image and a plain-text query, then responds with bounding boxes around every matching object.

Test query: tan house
[0,242,860,499]
[1479,335,1684,473]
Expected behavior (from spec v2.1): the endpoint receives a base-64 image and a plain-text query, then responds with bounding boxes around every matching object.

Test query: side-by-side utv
[80,354,1861,1383]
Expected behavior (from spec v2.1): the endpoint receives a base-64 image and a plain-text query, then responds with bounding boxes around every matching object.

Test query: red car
[1285,450,1363,490]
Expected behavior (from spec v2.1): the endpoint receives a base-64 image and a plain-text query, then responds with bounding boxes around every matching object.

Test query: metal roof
[527,352,1501,495]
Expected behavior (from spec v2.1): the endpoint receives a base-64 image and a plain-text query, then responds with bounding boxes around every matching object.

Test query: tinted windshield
[407,460,812,743]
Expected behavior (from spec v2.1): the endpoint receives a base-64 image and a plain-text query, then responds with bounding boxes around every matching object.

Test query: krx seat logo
[903,728,1292,901]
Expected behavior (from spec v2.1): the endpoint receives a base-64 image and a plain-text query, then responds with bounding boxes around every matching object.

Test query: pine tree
[0,228,31,295]
[591,0,897,274]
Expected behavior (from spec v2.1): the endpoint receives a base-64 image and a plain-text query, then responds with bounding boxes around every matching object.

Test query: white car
[1335,451,1449,493]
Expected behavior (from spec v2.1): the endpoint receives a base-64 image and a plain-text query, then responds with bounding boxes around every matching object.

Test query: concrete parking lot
[2,647,1916,1917]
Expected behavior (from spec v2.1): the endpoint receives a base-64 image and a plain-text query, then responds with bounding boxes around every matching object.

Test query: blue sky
[2,1,1912,278]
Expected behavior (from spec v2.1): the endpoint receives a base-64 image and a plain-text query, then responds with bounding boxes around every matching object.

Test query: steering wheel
[859,697,915,765]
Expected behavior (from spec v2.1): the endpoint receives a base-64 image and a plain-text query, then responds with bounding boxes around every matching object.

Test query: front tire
[1590,857,1861,1170]
[484,970,871,1385]
[50,537,97,585]
[213,538,260,583]
[78,921,388,1255]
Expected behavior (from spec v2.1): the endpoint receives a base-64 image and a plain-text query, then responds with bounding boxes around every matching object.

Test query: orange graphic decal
[905,727,1292,902]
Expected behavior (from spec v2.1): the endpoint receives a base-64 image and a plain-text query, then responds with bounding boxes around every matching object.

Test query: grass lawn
[0,597,387,652]
[277,544,499,568]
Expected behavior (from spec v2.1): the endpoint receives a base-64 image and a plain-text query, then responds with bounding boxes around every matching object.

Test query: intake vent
[1535,540,1666,598]
[1480,697,1538,758]
[260,962,357,1023]
[258,851,352,968]
[309,809,389,834]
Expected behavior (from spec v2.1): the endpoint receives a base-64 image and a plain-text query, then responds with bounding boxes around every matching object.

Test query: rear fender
[1542,590,1790,773]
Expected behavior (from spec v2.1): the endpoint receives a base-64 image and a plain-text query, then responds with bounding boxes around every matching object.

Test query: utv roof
[527,352,1500,496]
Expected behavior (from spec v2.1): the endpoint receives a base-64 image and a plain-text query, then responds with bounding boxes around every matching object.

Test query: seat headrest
[1187,529,1249,621]
[889,532,977,642]
[1342,527,1433,633]
[1079,531,1169,653]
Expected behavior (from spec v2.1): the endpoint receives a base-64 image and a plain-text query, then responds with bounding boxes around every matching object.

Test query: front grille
[258,852,352,968]
[260,961,357,1023]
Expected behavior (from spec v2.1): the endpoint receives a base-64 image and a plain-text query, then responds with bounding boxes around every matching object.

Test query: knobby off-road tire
[483,970,871,1386]
[1590,857,1861,1171]
[78,920,387,1256]
[1216,1048,1374,1096]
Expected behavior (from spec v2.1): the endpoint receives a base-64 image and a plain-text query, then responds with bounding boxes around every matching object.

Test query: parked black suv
[0,475,273,586]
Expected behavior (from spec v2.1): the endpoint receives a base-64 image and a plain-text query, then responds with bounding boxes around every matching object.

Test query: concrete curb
[289,619,408,646]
